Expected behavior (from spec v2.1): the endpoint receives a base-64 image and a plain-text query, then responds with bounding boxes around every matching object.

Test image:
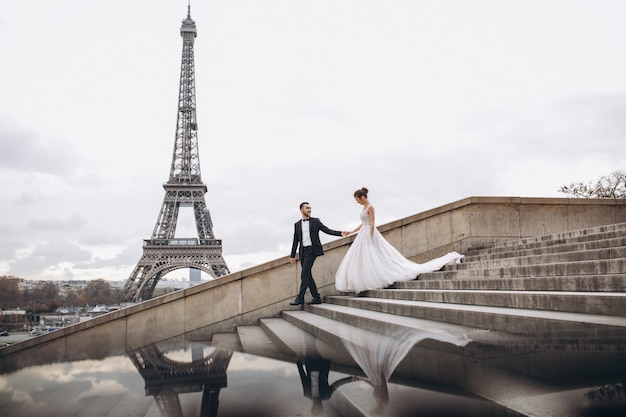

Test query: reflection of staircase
[212,222,626,417]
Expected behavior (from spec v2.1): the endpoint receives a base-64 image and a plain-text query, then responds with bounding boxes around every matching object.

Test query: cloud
[74,245,141,271]
[8,241,93,279]
[0,114,84,176]
[12,192,40,206]
[28,213,86,232]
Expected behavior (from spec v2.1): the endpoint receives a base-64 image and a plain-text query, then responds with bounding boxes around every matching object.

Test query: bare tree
[559,170,626,199]
[32,281,60,312]
[84,279,119,306]
[0,276,23,309]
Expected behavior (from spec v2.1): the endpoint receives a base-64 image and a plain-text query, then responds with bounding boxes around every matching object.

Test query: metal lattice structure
[123,6,230,302]
[128,343,232,417]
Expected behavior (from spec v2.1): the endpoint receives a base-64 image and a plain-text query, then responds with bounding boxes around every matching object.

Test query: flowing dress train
[335,206,464,293]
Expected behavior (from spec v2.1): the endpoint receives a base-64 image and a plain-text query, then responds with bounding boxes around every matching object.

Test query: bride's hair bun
[354,187,369,198]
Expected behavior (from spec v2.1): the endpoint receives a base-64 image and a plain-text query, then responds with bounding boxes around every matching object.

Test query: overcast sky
[1,0,625,282]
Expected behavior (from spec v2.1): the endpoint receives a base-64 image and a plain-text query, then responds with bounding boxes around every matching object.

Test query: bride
[335,187,464,294]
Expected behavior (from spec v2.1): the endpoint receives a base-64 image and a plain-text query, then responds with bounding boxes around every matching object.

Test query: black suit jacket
[291,217,342,258]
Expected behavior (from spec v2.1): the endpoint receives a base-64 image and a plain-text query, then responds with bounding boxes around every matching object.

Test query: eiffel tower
[128,343,232,417]
[124,5,230,302]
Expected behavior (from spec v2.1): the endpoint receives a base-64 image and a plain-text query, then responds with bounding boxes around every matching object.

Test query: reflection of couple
[296,346,346,415]
[296,336,354,415]
[296,323,471,414]
[289,187,464,304]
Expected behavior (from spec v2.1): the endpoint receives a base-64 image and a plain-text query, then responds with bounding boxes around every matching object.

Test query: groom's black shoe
[289,299,304,306]
[308,298,322,305]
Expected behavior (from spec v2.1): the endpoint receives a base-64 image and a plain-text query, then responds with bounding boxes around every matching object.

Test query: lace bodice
[360,207,371,226]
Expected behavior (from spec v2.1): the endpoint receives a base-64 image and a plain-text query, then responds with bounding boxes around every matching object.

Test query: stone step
[291,304,513,352]
[283,307,477,352]
[259,317,356,370]
[264,307,617,378]
[302,303,625,353]
[454,244,626,270]
[328,382,381,417]
[236,325,294,362]
[280,310,474,378]
[395,274,626,292]
[464,236,626,263]
[467,222,626,254]
[367,288,626,316]
[326,296,626,335]
[258,317,306,356]
[210,332,242,352]
[419,258,626,280]
[282,306,502,387]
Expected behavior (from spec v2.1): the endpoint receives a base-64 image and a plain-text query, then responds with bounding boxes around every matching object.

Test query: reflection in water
[584,382,626,416]
[0,346,336,417]
[288,322,477,416]
[1,319,625,416]
[337,323,470,414]
[128,343,232,417]
[586,382,626,403]
[296,344,333,415]
[0,356,146,416]
[295,335,353,415]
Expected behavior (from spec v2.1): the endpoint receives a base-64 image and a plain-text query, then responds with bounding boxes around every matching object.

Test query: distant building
[190,268,201,283]
[2,309,26,316]
[88,305,110,314]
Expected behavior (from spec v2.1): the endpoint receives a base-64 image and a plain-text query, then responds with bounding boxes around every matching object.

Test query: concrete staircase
[211,222,626,417]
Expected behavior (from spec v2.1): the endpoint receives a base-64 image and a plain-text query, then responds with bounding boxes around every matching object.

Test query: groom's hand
[289,258,295,265]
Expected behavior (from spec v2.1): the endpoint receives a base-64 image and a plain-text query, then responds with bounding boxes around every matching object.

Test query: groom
[289,202,346,305]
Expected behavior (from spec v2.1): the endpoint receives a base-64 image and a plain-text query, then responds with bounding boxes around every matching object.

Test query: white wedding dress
[335,206,464,293]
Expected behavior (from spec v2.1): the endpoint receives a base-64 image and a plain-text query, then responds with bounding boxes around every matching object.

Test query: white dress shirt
[302,218,312,247]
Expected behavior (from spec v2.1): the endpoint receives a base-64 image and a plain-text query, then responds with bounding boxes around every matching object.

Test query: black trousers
[296,246,320,301]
